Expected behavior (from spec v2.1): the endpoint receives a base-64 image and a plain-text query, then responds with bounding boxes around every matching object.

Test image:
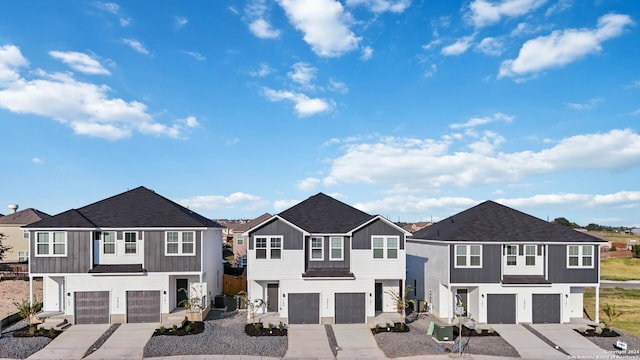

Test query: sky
[1,0,639,228]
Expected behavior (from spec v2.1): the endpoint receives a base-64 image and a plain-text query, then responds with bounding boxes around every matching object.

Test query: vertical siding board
[547,244,598,283]
[143,230,200,273]
[250,219,303,250]
[30,231,91,274]
[352,219,404,249]
[307,236,350,270]
[450,244,501,283]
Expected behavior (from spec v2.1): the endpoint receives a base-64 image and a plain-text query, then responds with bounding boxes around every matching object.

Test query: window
[372,236,399,259]
[241,255,247,267]
[310,237,323,260]
[506,245,518,266]
[525,245,536,266]
[18,251,28,262]
[373,237,384,259]
[387,237,398,259]
[23,230,29,239]
[35,232,66,256]
[330,237,343,260]
[237,234,244,246]
[568,245,594,268]
[124,232,137,254]
[103,232,115,255]
[255,236,282,260]
[165,231,196,255]
[455,244,482,268]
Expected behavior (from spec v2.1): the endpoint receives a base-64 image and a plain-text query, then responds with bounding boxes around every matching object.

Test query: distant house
[0,205,50,262]
[407,201,606,324]
[26,187,224,324]
[402,221,432,234]
[245,193,410,325]
[223,213,271,268]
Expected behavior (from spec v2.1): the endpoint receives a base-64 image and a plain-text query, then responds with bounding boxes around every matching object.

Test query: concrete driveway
[491,324,565,360]
[284,324,334,359]
[86,323,157,360]
[530,324,608,357]
[27,324,111,360]
[333,324,386,359]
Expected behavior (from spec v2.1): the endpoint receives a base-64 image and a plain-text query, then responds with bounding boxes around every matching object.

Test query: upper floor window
[103,232,115,255]
[255,236,282,260]
[372,236,399,259]
[124,232,137,255]
[36,232,66,257]
[241,255,247,267]
[237,234,244,246]
[506,245,517,266]
[455,244,482,268]
[18,251,28,262]
[330,237,343,261]
[525,245,536,266]
[166,231,196,256]
[23,230,29,239]
[310,236,324,260]
[568,245,593,268]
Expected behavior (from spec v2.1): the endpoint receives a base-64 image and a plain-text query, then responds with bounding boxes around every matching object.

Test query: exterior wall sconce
[283,293,286,298]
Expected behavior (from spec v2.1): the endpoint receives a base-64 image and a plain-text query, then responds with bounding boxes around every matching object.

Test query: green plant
[278,321,285,330]
[48,327,56,336]
[603,303,623,327]
[399,322,406,330]
[14,298,43,325]
[253,322,263,331]
[159,326,166,334]
[595,326,603,335]
[172,324,178,332]
[178,285,205,313]
[385,286,416,320]
[185,324,191,333]
[246,298,265,324]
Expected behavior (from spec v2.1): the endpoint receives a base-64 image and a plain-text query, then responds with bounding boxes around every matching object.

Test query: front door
[176,279,188,308]
[375,282,383,312]
[456,289,468,316]
[267,284,279,312]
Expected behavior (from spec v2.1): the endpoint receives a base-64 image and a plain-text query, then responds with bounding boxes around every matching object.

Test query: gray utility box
[433,324,453,341]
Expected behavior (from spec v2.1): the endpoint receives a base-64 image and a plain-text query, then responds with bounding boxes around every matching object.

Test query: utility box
[433,324,453,341]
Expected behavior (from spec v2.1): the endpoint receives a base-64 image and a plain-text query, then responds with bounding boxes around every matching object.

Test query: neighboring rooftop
[0,208,50,225]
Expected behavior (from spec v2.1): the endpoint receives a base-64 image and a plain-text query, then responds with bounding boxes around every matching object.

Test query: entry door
[176,279,188,307]
[456,289,468,316]
[375,282,383,312]
[267,284,279,312]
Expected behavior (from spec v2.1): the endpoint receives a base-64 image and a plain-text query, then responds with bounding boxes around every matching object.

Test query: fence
[0,262,28,280]
[223,274,247,296]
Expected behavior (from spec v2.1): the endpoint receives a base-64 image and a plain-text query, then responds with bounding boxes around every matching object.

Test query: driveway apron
[86,323,157,360]
[530,324,608,357]
[491,324,565,360]
[332,324,386,359]
[27,324,111,360]
[284,324,334,359]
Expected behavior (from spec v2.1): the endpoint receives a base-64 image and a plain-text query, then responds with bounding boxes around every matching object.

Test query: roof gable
[278,193,374,233]
[26,186,222,228]
[412,200,605,243]
[0,208,50,225]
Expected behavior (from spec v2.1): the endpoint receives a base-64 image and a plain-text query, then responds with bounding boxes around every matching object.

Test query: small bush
[172,324,178,332]
[488,327,495,334]
[159,326,166,334]
[595,326,603,335]
[184,324,191,334]
[278,321,285,330]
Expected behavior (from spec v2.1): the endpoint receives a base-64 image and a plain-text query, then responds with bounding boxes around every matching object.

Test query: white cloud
[229,6,239,15]
[545,0,572,16]
[499,13,633,79]
[467,0,548,28]
[422,39,442,50]
[95,2,131,26]
[346,0,411,13]
[249,63,274,77]
[184,51,206,61]
[249,19,282,39]
[328,78,349,93]
[361,46,374,60]
[0,45,196,140]
[175,16,188,29]
[321,129,640,190]
[262,88,334,117]
[245,0,281,39]
[441,35,474,56]
[423,64,437,78]
[277,0,361,57]
[180,192,265,211]
[476,37,503,56]
[122,39,150,55]
[625,80,640,89]
[565,98,603,110]
[288,62,317,89]
[49,51,111,75]
[32,157,43,164]
[274,199,300,212]
[450,112,514,129]
[355,195,477,218]
[297,177,321,191]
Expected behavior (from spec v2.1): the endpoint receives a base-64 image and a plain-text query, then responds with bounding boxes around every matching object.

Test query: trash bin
[214,295,226,308]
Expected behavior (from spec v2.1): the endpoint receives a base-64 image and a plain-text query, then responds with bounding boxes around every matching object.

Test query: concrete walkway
[491,324,565,360]
[27,324,111,360]
[332,324,386,359]
[530,324,609,357]
[284,325,334,359]
[86,323,157,360]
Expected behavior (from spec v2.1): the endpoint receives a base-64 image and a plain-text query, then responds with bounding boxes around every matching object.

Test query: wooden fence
[223,274,247,296]
[0,262,28,280]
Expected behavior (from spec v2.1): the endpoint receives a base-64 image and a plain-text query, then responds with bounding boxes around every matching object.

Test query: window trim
[35,231,67,257]
[254,236,283,260]
[310,236,324,261]
[237,233,244,246]
[371,235,400,260]
[454,244,482,268]
[525,245,536,266]
[505,245,518,266]
[124,231,138,255]
[329,237,343,261]
[165,231,196,256]
[102,231,116,255]
[18,250,29,262]
[567,245,594,269]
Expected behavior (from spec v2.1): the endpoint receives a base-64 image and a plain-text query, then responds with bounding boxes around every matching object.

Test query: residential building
[225,213,271,268]
[407,200,605,324]
[26,186,223,324]
[245,193,410,325]
[0,205,50,262]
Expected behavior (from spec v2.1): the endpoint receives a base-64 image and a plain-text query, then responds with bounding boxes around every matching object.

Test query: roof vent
[8,204,18,214]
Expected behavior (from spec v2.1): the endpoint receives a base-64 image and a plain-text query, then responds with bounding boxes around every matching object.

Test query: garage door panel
[288,293,319,324]
[533,294,561,323]
[487,294,516,324]
[75,291,110,324]
[335,293,365,324]
[127,290,160,323]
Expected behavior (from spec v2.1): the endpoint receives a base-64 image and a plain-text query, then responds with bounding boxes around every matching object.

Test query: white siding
[42,276,64,312]
[406,241,449,317]
[350,248,405,280]
[248,250,306,282]
[568,287,584,319]
[202,228,223,298]
[93,233,145,265]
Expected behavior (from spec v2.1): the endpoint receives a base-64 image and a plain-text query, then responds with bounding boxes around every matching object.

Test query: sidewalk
[27,324,110,360]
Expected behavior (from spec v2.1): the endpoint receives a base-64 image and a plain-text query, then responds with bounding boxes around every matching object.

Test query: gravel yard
[585,328,640,357]
[0,334,51,359]
[374,316,520,358]
[143,311,287,358]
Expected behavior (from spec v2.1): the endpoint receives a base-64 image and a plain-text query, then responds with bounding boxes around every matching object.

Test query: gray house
[26,186,223,325]
[407,201,605,324]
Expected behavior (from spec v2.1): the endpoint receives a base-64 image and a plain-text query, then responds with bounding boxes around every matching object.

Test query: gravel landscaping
[0,318,52,360]
[374,315,520,358]
[584,327,640,357]
[143,311,287,358]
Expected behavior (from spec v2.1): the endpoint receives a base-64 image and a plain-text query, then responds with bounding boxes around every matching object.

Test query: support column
[595,286,600,323]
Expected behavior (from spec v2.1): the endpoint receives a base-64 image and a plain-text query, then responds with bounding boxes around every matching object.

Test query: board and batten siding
[249,218,303,250]
[30,231,91,274]
[449,244,501,283]
[352,219,405,250]
[144,230,202,272]
[547,244,599,283]
[305,236,350,270]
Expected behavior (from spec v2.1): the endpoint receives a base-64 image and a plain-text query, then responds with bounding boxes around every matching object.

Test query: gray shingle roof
[0,208,50,225]
[26,186,222,229]
[411,200,605,243]
[278,193,374,233]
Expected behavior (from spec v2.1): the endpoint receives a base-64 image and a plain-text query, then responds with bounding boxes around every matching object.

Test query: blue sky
[1,0,639,227]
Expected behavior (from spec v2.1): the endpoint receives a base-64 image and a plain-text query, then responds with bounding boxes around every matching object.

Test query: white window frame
[525,245,536,266]
[371,236,400,259]
[506,245,518,266]
[254,236,283,260]
[124,231,138,255]
[330,237,343,261]
[18,250,28,262]
[35,231,67,257]
[102,231,116,255]
[310,236,324,261]
[454,244,482,268]
[23,230,29,239]
[237,233,244,246]
[567,245,594,269]
[270,237,282,259]
[165,231,196,256]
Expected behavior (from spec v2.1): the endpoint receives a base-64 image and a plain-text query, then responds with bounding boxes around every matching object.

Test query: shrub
[595,326,603,335]
[488,327,495,334]
[278,322,285,330]
[14,299,43,323]
[185,324,191,334]
[172,324,178,332]
[159,326,166,334]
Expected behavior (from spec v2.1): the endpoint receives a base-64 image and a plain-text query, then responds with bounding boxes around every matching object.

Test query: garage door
[335,293,366,324]
[75,291,110,324]
[533,294,561,323]
[288,293,319,324]
[126,291,161,323]
[487,294,516,324]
